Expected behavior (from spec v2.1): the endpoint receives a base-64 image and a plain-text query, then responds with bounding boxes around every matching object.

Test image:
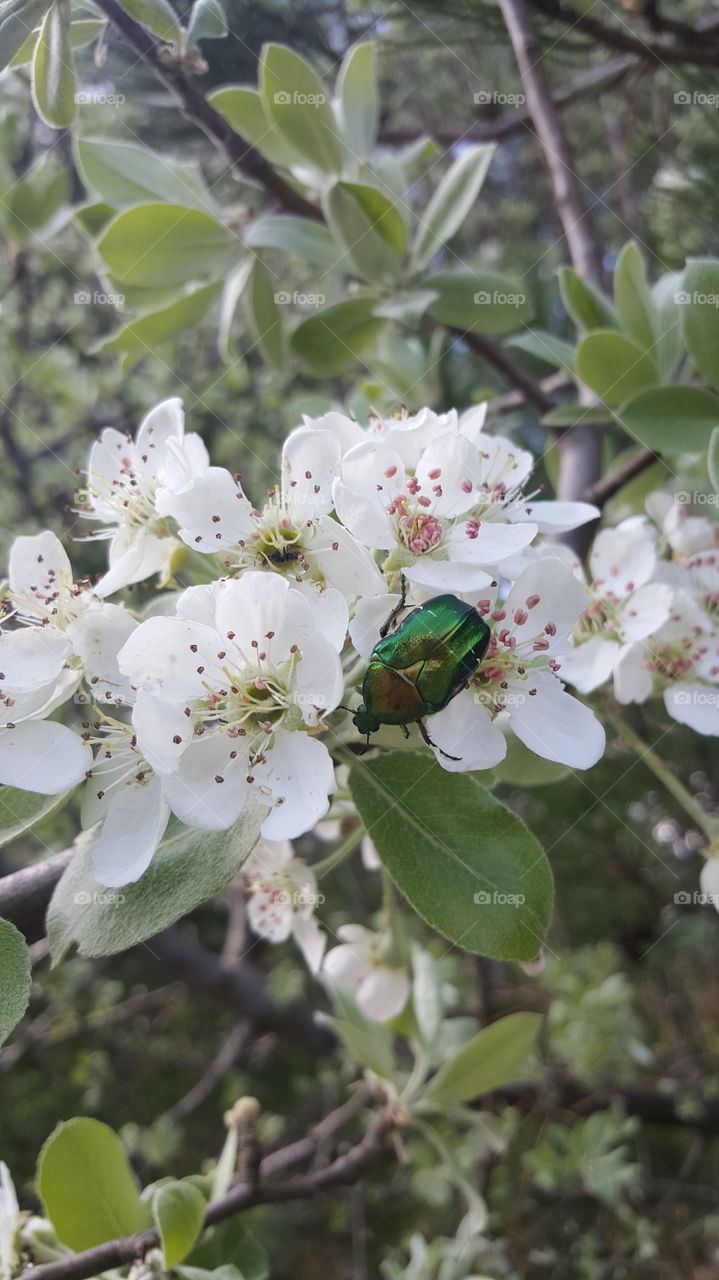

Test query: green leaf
[617,384,719,453]
[652,270,684,381]
[246,257,284,368]
[412,144,495,271]
[3,157,69,240]
[0,918,31,1046]
[613,241,657,352]
[323,990,397,1078]
[259,43,342,174]
[217,260,251,360]
[336,42,378,161]
[10,14,101,67]
[493,736,570,787]
[38,1119,147,1249]
[542,404,615,428]
[0,785,72,849]
[324,181,405,283]
[505,330,575,372]
[97,204,237,287]
[207,86,297,168]
[575,330,658,406]
[31,0,76,129]
[76,137,215,211]
[680,259,719,389]
[348,752,553,961]
[423,1012,542,1104]
[412,945,443,1047]
[153,1182,206,1267]
[425,270,533,335]
[245,214,339,269]
[73,201,115,237]
[47,805,264,962]
[186,1219,268,1279]
[114,0,179,41]
[186,0,227,43]
[709,426,719,494]
[97,282,221,367]
[0,0,50,72]
[290,295,384,374]
[559,266,617,332]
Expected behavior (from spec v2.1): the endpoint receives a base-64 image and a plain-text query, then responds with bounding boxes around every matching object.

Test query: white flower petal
[293,582,349,654]
[561,634,618,694]
[292,634,344,725]
[0,721,92,793]
[323,941,369,990]
[404,559,494,594]
[613,642,653,704]
[281,428,341,519]
[161,733,250,829]
[157,466,254,552]
[446,519,537,568]
[67,604,138,704]
[216,573,315,668]
[357,966,409,1022]
[508,671,605,769]
[118,616,224,698]
[135,396,185,473]
[132,691,194,773]
[0,628,70,689]
[92,775,170,886]
[349,594,401,659]
[504,558,589,644]
[514,500,598,533]
[664,685,719,735]
[414,434,479,518]
[9,531,73,616]
[309,518,386,599]
[619,582,673,643]
[589,517,656,595]
[426,689,507,772]
[292,913,326,974]
[157,432,209,494]
[700,859,719,909]
[256,730,335,841]
[95,530,172,597]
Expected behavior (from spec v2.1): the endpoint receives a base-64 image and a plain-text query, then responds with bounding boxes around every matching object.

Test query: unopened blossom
[156,427,383,640]
[118,572,344,840]
[332,424,597,595]
[614,588,719,735]
[562,516,673,694]
[244,839,326,972]
[323,925,410,1022]
[77,397,208,596]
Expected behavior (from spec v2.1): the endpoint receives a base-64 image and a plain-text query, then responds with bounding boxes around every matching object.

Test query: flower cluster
[563,496,719,735]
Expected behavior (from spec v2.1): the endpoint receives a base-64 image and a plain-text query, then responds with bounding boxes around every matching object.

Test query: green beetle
[352,584,491,759]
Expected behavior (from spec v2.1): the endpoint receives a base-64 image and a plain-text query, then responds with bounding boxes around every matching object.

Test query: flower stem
[609,707,719,843]
[313,824,364,878]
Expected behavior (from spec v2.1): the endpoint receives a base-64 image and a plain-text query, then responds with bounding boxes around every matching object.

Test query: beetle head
[352,705,380,737]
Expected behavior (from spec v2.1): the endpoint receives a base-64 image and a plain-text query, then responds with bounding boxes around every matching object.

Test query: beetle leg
[418,718,461,761]
[401,725,410,739]
[379,573,408,638]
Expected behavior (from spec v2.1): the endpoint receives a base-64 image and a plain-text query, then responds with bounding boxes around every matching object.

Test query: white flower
[323,925,409,1022]
[156,427,383,633]
[562,516,673,694]
[77,398,208,597]
[411,559,606,772]
[80,720,172,887]
[118,572,344,841]
[646,490,719,562]
[700,858,719,912]
[244,839,326,972]
[332,425,597,595]
[0,1162,20,1280]
[614,588,719,735]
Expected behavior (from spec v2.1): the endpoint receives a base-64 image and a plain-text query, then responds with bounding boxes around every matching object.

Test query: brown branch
[527,0,719,68]
[24,1106,397,1280]
[584,447,661,507]
[0,850,73,943]
[89,0,322,221]
[444,326,555,415]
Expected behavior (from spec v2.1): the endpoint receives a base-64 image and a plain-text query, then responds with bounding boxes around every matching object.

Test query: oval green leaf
[259,43,342,174]
[38,1118,147,1249]
[348,752,553,961]
[412,144,495,271]
[680,258,719,390]
[613,241,657,352]
[575,329,658,405]
[0,785,72,849]
[559,266,617,332]
[336,42,378,161]
[290,295,384,374]
[617,384,719,453]
[425,270,533,336]
[153,1182,207,1267]
[423,1012,542,1104]
[31,0,76,129]
[97,204,237,287]
[0,919,31,1047]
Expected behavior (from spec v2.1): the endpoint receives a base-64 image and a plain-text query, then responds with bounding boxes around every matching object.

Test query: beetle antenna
[418,719,461,762]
